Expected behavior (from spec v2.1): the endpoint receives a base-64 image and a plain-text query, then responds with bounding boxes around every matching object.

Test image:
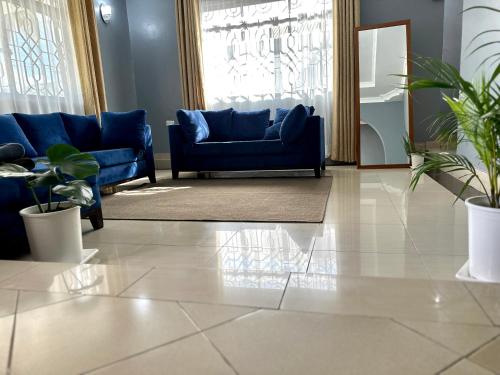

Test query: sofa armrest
[302,116,325,165]
[168,124,185,175]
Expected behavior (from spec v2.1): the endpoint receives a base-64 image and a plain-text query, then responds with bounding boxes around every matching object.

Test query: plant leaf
[52,180,95,207]
[0,163,35,178]
[46,144,99,179]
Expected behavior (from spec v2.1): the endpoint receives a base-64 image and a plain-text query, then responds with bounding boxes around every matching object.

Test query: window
[0,0,83,113]
[200,0,333,151]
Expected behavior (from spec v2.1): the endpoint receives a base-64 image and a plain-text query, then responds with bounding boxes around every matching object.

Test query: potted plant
[404,53,499,282]
[402,135,425,170]
[0,144,99,263]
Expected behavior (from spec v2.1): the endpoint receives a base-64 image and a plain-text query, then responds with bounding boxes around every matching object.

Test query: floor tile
[406,224,468,255]
[323,204,403,224]
[421,255,468,281]
[0,262,152,296]
[104,244,221,268]
[84,243,144,264]
[0,290,17,317]
[465,283,500,325]
[313,224,416,253]
[213,246,310,273]
[396,319,500,355]
[469,337,500,373]
[281,274,491,324]
[83,220,236,247]
[307,251,429,279]
[441,359,495,375]
[205,310,457,375]
[10,296,198,375]
[0,315,13,373]
[16,290,77,313]
[121,267,289,308]
[0,261,36,283]
[225,226,316,251]
[180,302,256,330]
[88,333,235,375]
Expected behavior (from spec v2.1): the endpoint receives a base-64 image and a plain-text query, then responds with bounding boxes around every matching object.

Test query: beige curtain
[67,0,107,115]
[175,0,206,110]
[331,0,360,162]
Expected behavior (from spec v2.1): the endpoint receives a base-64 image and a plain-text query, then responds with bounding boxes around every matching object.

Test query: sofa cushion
[232,109,270,141]
[176,109,210,143]
[202,108,233,141]
[0,115,37,157]
[60,113,101,151]
[280,104,308,145]
[101,110,147,150]
[13,113,71,156]
[186,139,295,157]
[89,148,141,168]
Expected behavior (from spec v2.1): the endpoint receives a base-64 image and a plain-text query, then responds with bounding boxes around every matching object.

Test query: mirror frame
[354,19,414,169]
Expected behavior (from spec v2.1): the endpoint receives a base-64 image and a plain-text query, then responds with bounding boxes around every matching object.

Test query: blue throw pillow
[264,122,281,140]
[0,114,37,157]
[275,106,315,125]
[280,104,308,145]
[13,113,71,156]
[232,109,270,141]
[60,113,101,151]
[101,110,147,150]
[201,108,233,141]
[176,109,210,143]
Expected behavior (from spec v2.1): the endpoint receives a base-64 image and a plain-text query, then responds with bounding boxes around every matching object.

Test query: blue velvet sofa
[0,110,156,258]
[169,106,325,179]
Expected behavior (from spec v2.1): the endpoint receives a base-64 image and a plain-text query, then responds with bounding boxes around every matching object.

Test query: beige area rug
[102,177,333,223]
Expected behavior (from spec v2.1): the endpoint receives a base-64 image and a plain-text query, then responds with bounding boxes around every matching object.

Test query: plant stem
[30,188,44,214]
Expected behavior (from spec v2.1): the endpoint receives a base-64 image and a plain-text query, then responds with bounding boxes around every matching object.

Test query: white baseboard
[154,153,171,170]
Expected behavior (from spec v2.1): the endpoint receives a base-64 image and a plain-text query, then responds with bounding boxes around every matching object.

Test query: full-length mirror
[355,20,413,168]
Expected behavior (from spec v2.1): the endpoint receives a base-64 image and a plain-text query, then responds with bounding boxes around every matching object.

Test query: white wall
[457,0,500,172]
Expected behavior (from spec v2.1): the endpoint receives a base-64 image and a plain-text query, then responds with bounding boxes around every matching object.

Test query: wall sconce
[99,3,112,24]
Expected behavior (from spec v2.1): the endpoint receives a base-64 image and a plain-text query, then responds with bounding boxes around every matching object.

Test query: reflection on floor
[1,167,499,374]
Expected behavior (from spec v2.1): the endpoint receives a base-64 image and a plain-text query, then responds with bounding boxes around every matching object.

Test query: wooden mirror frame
[354,19,414,169]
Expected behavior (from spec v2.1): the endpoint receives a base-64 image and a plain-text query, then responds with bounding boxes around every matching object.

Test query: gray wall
[360,0,445,142]
[457,0,499,172]
[93,0,137,111]
[442,0,463,69]
[126,0,183,153]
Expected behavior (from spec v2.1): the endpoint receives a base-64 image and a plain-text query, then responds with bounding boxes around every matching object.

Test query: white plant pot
[410,154,425,169]
[20,202,83,263]
[465,196,500,283]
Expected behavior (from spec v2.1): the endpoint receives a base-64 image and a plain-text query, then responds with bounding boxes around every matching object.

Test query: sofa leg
[148,172,157,183]
[321,161,326,170]
[88,208,104,230]
[172,170,179,179]
[314,167,321,178]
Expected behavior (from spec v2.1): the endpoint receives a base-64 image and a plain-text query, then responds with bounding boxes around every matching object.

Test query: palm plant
[404,6,500,208]
[0,144,99,213]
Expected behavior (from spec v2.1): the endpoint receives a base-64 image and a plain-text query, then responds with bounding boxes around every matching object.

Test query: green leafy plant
[402,135,427,157]
[401,6,500,208]
[0,144,99,213]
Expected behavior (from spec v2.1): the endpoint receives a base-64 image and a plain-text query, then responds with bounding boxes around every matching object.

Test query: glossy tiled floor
[1,168,499,374]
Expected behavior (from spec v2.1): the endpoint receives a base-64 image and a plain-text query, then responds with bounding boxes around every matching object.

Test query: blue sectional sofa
[169,105,325,178]
[0,110,155,258]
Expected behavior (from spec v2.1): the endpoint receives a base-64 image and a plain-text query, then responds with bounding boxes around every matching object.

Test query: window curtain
[331,0,359,162]
[175,0,206,110]
[0,0,84,114]
[67,0,107,115]
[200,0,333,155]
